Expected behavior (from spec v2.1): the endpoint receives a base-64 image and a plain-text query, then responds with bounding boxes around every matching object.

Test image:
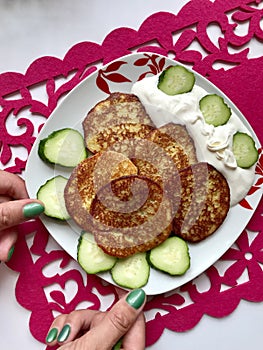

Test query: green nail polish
[46,328,58,343]
[126,289,146,309]
[112,338,123,350]
[23,203,45,218]
[7,245,15,261]
[57,324,71,342]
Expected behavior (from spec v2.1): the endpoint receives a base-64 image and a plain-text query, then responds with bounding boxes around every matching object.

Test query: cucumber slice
[232,132,258,168]
[37,175,70,220]
[38,128,87,167]
[111,252,150,289]
[148,237,190,276]
[157,65,195,95]
[77,232,117,274]
[199,94,231,127]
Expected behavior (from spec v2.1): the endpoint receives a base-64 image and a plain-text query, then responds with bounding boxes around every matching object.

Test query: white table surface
[0,1,262,349]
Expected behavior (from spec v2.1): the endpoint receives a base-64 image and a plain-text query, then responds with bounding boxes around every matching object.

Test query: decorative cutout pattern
[1,1,263,348]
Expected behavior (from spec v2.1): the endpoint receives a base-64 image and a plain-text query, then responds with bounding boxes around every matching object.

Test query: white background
[0,0,262,349]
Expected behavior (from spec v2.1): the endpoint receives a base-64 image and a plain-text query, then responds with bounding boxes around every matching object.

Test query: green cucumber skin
[199,94,231,127]
[38,138,51,164]
[111,253,150,289]
[37,175,70,221]
[38,128,88,167]
[38,129,69,165]
[233,132,259,169]
[77,232,117,274]
[158,65,195,96]
[148,237,190,276]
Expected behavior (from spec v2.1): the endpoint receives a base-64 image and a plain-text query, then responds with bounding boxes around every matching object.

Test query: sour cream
[131,74,256,206]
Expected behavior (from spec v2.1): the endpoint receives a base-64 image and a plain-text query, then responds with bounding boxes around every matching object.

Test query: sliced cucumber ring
[38,128,87,167]
[77,232,117,274]
[37,175,70,220]
[199,94,231,127]
[111,252,150,289]
[148,236,190,275]
[158,65,195,95]
[232,132,258,168]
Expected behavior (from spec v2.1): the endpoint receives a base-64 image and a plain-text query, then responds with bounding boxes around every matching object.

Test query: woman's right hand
[46,288,146,350]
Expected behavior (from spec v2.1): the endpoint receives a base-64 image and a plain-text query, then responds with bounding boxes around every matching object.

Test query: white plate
[25,53,262,295]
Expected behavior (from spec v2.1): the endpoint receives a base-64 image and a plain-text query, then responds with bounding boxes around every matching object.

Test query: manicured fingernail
[46,328,58,343]
[7,245,15,261]
[112,338,123,350]
[126,289,146,309]
[23,203,45,218]
[57,324,71,342]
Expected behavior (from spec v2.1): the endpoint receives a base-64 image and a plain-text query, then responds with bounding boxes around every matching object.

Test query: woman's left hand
[0,170,44,261]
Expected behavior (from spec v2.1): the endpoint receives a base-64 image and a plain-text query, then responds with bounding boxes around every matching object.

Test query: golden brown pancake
[86,122,155,154]
[90,175,173,258]
[158,123,198,164]
[147,128,191,171]
[105,125,191,188]
[106,134,183,211]
[64,151,137,231]
[173,162,230,242]
[83,92,154,153]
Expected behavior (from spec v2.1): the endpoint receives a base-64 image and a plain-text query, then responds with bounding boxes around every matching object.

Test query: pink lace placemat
[1,1,263,348]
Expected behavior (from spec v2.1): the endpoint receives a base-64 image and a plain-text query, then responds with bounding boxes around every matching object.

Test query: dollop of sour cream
[131,74,256,207]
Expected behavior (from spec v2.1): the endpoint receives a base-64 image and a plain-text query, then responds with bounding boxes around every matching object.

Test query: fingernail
[112,338,123,350]
[126,289,146,309]
[46,328,58,343]
[23,203,45,218]
[7,245,15,261]
[57,324,71,342]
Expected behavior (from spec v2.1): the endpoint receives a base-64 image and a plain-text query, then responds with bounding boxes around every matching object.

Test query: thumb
[93,289,146,349]
[0,199,45,231]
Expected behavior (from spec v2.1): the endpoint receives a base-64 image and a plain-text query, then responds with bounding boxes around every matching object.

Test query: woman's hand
[46,288,146,350]
[0,170,44,261]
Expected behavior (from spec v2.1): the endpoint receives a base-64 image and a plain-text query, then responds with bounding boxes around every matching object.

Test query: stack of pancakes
[65,92,230,258]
